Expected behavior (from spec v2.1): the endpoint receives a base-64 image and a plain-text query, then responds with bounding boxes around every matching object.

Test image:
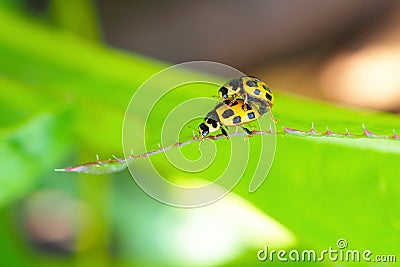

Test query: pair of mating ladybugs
[198,76,275,138]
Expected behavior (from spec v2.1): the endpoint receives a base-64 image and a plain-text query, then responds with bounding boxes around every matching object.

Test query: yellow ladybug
[218,76,275,118]
[198,99,261,138]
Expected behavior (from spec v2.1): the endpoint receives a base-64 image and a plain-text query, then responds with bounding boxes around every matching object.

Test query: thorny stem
[55,124,399,174]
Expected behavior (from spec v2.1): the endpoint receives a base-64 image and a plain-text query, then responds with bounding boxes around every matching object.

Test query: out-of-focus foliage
[0,112,71,206]
[0,2,399,267]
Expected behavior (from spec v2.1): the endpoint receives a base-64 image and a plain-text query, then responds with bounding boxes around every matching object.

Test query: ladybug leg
[189,126,201,139]
[220,126,230,139]
[199,132,206,141]
[241,125,253,136]
[269,109,278,123]
[242,94,249,111]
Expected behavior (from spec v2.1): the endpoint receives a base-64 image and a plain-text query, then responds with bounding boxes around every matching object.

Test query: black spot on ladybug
[265,93,272,101]
[248,76,260,82]
[206,118,218,128]
[247,112,255,119]
[262,84,271,92]
[229,79,240,91]
[233,116,241,124]
[230,100,239,106]
[254,88,260,95]
[222,109,234,118]
[246,80,257,87]
[210,119,218,128]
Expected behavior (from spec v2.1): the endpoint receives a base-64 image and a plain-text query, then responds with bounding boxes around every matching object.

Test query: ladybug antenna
[269,109,278,124]
[187,124,201,135]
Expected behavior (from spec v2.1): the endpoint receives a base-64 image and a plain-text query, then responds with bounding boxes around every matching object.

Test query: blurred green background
[1,0,400,266]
